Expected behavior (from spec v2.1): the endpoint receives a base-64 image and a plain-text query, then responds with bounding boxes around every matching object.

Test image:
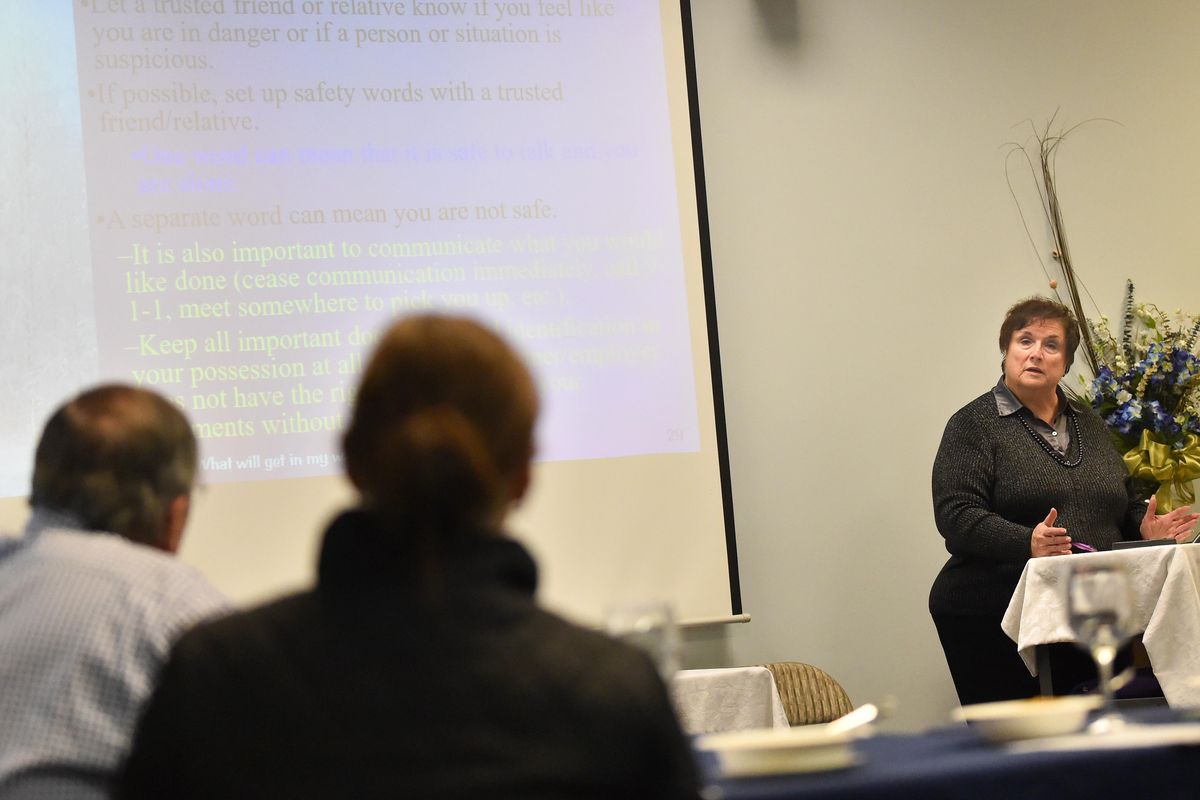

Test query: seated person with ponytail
[116,314,702,800]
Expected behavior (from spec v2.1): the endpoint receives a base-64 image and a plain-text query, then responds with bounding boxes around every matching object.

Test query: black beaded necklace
[1014,407,1083,468]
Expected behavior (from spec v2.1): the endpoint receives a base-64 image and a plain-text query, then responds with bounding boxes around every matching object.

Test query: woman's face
[1003,318,1067,396]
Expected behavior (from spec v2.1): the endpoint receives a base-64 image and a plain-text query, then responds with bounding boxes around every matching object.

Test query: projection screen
[1,0,740,625]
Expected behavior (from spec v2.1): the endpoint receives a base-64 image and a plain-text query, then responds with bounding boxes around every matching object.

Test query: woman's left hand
[1140,495,1200,542]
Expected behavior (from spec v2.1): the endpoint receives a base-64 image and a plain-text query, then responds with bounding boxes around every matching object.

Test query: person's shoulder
[943,390,999,432]
[960,389,999,416]
[84,534,227,612]
[171,590,316,659]
[523,608,667,699]
[520,610,692,788]
[524,605,633,651]
[94,538,229,629]
[27,526,192,588]
[3,527,226,647]
[32,523,158,562]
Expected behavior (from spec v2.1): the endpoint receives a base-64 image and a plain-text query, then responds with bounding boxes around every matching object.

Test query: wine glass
[1067,563,1133,733]
[604,600,681,680]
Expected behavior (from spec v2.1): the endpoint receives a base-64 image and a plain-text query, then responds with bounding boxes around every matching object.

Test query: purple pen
[1071,542,1097,553]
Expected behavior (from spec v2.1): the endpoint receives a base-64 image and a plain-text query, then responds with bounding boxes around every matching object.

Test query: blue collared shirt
[0,509,229,795]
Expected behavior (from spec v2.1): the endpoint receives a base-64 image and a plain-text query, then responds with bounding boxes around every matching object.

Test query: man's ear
[161,494,191,554]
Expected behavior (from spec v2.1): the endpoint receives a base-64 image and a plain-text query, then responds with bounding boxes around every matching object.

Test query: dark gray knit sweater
[929,390,1145,617]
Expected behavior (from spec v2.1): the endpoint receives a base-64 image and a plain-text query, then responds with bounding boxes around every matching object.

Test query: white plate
[1008,722,1200,753]
[697,724,860,777]
[952,695,1101,742]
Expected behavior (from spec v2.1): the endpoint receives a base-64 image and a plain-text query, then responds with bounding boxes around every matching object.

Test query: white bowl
[697,724,859,776]
[952,695,1102,742]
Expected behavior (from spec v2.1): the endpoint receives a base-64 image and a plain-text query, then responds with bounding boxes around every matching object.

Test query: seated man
[0,385,228,798]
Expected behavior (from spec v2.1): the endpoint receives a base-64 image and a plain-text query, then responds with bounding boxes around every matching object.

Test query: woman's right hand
[1031,507,1071,557]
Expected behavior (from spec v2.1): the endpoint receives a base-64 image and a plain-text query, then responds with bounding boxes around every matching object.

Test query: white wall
[687,0,1200,730]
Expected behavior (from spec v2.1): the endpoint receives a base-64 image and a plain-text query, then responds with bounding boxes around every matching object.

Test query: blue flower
[1171,349,1199,384]
[1083,296,1200,449]
[1145,400,1180,436]
[1090,366,1120,400]
[1107,399,1144,435]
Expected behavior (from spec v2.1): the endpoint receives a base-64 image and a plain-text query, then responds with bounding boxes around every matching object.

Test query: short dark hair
[30,385,197,547]
[999,296,1082,372]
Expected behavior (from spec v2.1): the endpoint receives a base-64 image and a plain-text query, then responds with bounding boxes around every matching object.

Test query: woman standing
[118,314,701,800]
[929,297,1197,705]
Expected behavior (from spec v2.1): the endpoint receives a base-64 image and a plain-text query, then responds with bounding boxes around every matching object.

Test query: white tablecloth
[1001,543,1200,707]
[669,666,790,734]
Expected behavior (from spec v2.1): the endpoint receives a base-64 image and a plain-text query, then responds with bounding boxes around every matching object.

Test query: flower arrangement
[1086,282,1200,509]
[1007,117,1200,510]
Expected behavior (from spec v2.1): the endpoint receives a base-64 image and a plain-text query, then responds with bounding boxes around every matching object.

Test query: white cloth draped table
[1001,543,1200,706]
[669,666,790,734]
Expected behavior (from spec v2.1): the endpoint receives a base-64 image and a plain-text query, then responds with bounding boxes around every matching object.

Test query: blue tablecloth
[706,711,1200,800]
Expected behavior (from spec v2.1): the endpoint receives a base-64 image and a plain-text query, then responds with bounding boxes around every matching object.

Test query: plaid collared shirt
[0,510,228,797]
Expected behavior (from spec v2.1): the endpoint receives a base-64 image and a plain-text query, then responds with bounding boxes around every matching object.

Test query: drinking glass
[604,600,681,680]
[1067,563,1132,733]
